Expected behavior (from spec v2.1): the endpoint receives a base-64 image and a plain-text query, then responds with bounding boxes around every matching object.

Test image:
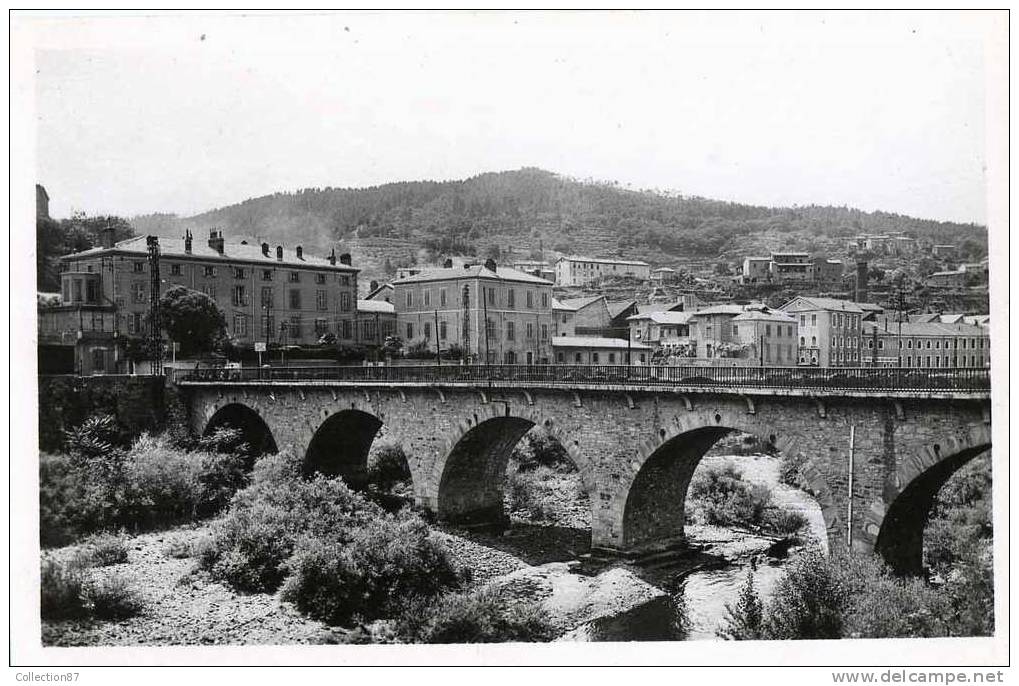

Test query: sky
[27,11,997,224]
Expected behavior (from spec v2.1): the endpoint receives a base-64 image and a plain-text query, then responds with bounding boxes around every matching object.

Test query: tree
[717,570,764,640]
[36,213,135,291]
[155,286,227,356]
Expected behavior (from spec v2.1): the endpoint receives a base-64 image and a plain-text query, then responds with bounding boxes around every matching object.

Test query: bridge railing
[176,364,991,392]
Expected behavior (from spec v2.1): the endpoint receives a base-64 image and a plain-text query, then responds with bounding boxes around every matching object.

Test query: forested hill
[130,168,987,280]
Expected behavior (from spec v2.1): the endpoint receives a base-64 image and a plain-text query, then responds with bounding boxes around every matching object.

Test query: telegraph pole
[461,285,471,365]
[146,236,163,375]
[434,309,441,366]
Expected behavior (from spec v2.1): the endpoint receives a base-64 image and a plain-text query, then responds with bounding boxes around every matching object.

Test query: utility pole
[434,309,441,366]
[146,236,163,376]
[462,285,471,365]
[482,283,491,365]
[280,321,288,366]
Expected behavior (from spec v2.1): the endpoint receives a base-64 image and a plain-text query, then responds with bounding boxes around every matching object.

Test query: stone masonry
[181,381,991,574]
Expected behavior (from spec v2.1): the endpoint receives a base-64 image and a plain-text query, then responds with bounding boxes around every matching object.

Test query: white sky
[28,11,997,224]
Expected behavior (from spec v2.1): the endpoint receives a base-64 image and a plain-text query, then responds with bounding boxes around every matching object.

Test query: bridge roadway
[176,364,992,574]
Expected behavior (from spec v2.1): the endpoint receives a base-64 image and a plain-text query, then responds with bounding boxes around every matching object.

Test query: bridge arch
[611,405,831,557]
[864,422,991,575]
[202,402,278,457]
[304,408,384,486]
[429,403,595,525]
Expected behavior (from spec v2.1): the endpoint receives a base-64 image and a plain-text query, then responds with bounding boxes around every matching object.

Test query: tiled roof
[356,299,395,314]
[557,255,650,267]
[864,321,988,337]
[692,304,747,316]
[392,264,552,286]
[779,296,864,313]
[558,295,605,310]
[551,336,651,350]
[63,236,356,271]
[732,310,796,322]
[605,300,637,318]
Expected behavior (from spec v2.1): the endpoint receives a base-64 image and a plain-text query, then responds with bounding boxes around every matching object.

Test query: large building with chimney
[39,229,359,373]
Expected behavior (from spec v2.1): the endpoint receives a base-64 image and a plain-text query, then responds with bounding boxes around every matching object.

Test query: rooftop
[779,296,864,314]
[557,295,606,310]
[732,310,796,323]
[392,264,552,286]
[356,299,395,314]
[627,311,694,325]
[63,236,357,271]
[864,321,988,337]
[558,255,651,267]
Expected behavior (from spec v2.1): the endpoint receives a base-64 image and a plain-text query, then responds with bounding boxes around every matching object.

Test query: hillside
[130,168,988,287]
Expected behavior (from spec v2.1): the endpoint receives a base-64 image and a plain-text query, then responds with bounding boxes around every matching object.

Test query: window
[440,289,447,307]
[609,353,616,364]
[811,336,816,346]
[261,287,273,307]
[800,315,805,326]
[62,280,71,302]
[288,316,301,339]
[316,290,327,310]
[423,322,432,339]
[732,325,739,336]
[541,293,548,308]
[424,290,431,307]
[204,266,216,277]
[506,321,515,341]
[406,291,413,308]
[592,352,600,364]
[557,352,565,363]
[315,274,326,285]
[233,314,248,337]
[439,321,447,340]
[800,336,805,346]
[811,314,817,326]
[526,322,534,339]
[261,315,274,338]
[133,261,144,273]
[787,326,793,337]
[132,282,146,303]
[935,340,940,349]
[878,340,884,350]
[487,288,495,305]
[262,270,273,281]
[202,284,216,299]
[541,324,548,340]
[85,280,98,303]
[926,340,932,349]
[340,292,351,312]
[315,318,328,335]
[340,275,350,287]
[526,291,534,308]
[232,285,247,307]
[485,318,495,339]
[289,272,300,283]
[507,290,515,309]
[170,264,181,276]
[575,353,582,363]
[406,323,414,339]
[234,267,246,279]
[342,320,352,339]
[765,324,772,337]
[289,289,301,309]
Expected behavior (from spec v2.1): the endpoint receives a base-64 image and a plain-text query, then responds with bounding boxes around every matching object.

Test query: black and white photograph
[9,9,1009,674]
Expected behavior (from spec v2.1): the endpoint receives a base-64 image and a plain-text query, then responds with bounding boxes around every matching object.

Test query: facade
[392,261,554,364]
[554,256,651,287]
[511,260,555,282]
[41,231,360,371]
[861,321,990,369]
[650,267,678,284]
[552,335,651,366]
[730,310,799,367]
[627,311,693,350]
[741,257,771,283]
[686,304,746,358]
[926,269,967,288]
[355,299,397,347]
[769,252,813,282]
[780,296,864,367]
[558,296,612,336]
[932,244,956,258]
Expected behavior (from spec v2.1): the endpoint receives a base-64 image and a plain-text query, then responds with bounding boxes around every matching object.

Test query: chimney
[276,246,283,261]
[369,279,379,292]
[340,252,352,266]
[100,223,116,249]
[184,229,193,254]
[328,248,336,266]
[855,260,869,303]
[296,246,304,260]
[443,258,453,268]
[261,242,270,257]
[208,229,225,255]
[484,258,497,272]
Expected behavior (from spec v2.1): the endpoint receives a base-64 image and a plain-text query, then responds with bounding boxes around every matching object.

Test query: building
[552,336,651,366]
[365,282,394,303]
[556,295,612,336]
[740,253,841,285]
[511,260,555,282]
[932,244,956,258]
[740,257,771,284]
[627,310,694,350]
[779,296,864,367]
[392,260,554,364]
[687,304,746,357]
[861,320,990,369]
[355,299,397,347]
[554,256,651,287]
[813,258,845,285]
[650,267,678,284]
[40,230,360,372]
[730,309,798,367]
[768,252,813,282]
[926,269,967,288]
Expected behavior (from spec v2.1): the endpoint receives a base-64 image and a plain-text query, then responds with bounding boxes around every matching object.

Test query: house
[355,299,397,346]
[932,244,956,258]
[627,310,694,350]
[554,256,651,287]
[552,336,652,366]
[730,309,799,367]
[926,269,967,288]
[650,267,678,284]
[740,257,771,284]
[365,282,394,303]
[391,260,553,364]
[40,230,360,372]
[768,252,813,282]
[779,296,864,367]
[862,321,990,368]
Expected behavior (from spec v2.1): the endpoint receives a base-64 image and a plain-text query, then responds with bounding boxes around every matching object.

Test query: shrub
[394,588,557,643]
[690,465,772,529]
[65,414,123,463]
[39,453,81,547]
[761,547,847,640]
[511,430,574,472]
[365,443,412,492]
[84,575,145,620]
[505,463,587,524]
[40,556,89,620]
[199,451,384,592]
[759,508,809,536]
[779,451,809,489]
[164,538,194,559]
[281,512,462,625]
[82,532,129,566]
[717,571,765,640]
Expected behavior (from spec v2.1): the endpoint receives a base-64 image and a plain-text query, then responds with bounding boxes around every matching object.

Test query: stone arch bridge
[177,365,992,575]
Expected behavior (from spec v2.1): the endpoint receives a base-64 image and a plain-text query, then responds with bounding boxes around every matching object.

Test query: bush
[690,465,772,530]
[281,513,462,625]
[82,532,129,566]
[84,575,145,620]
[779,451,809,489]
[762,547,847,640]
[40,557,89,620]
[511,430,574,472]
[394,588,556,643]
[39,453,81,547]
[199,451,384,592]
[164,538,194,559]
[717,571,764,640]
[365,443,412,492]
[759,508,809,536]
[505,463,587,524]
